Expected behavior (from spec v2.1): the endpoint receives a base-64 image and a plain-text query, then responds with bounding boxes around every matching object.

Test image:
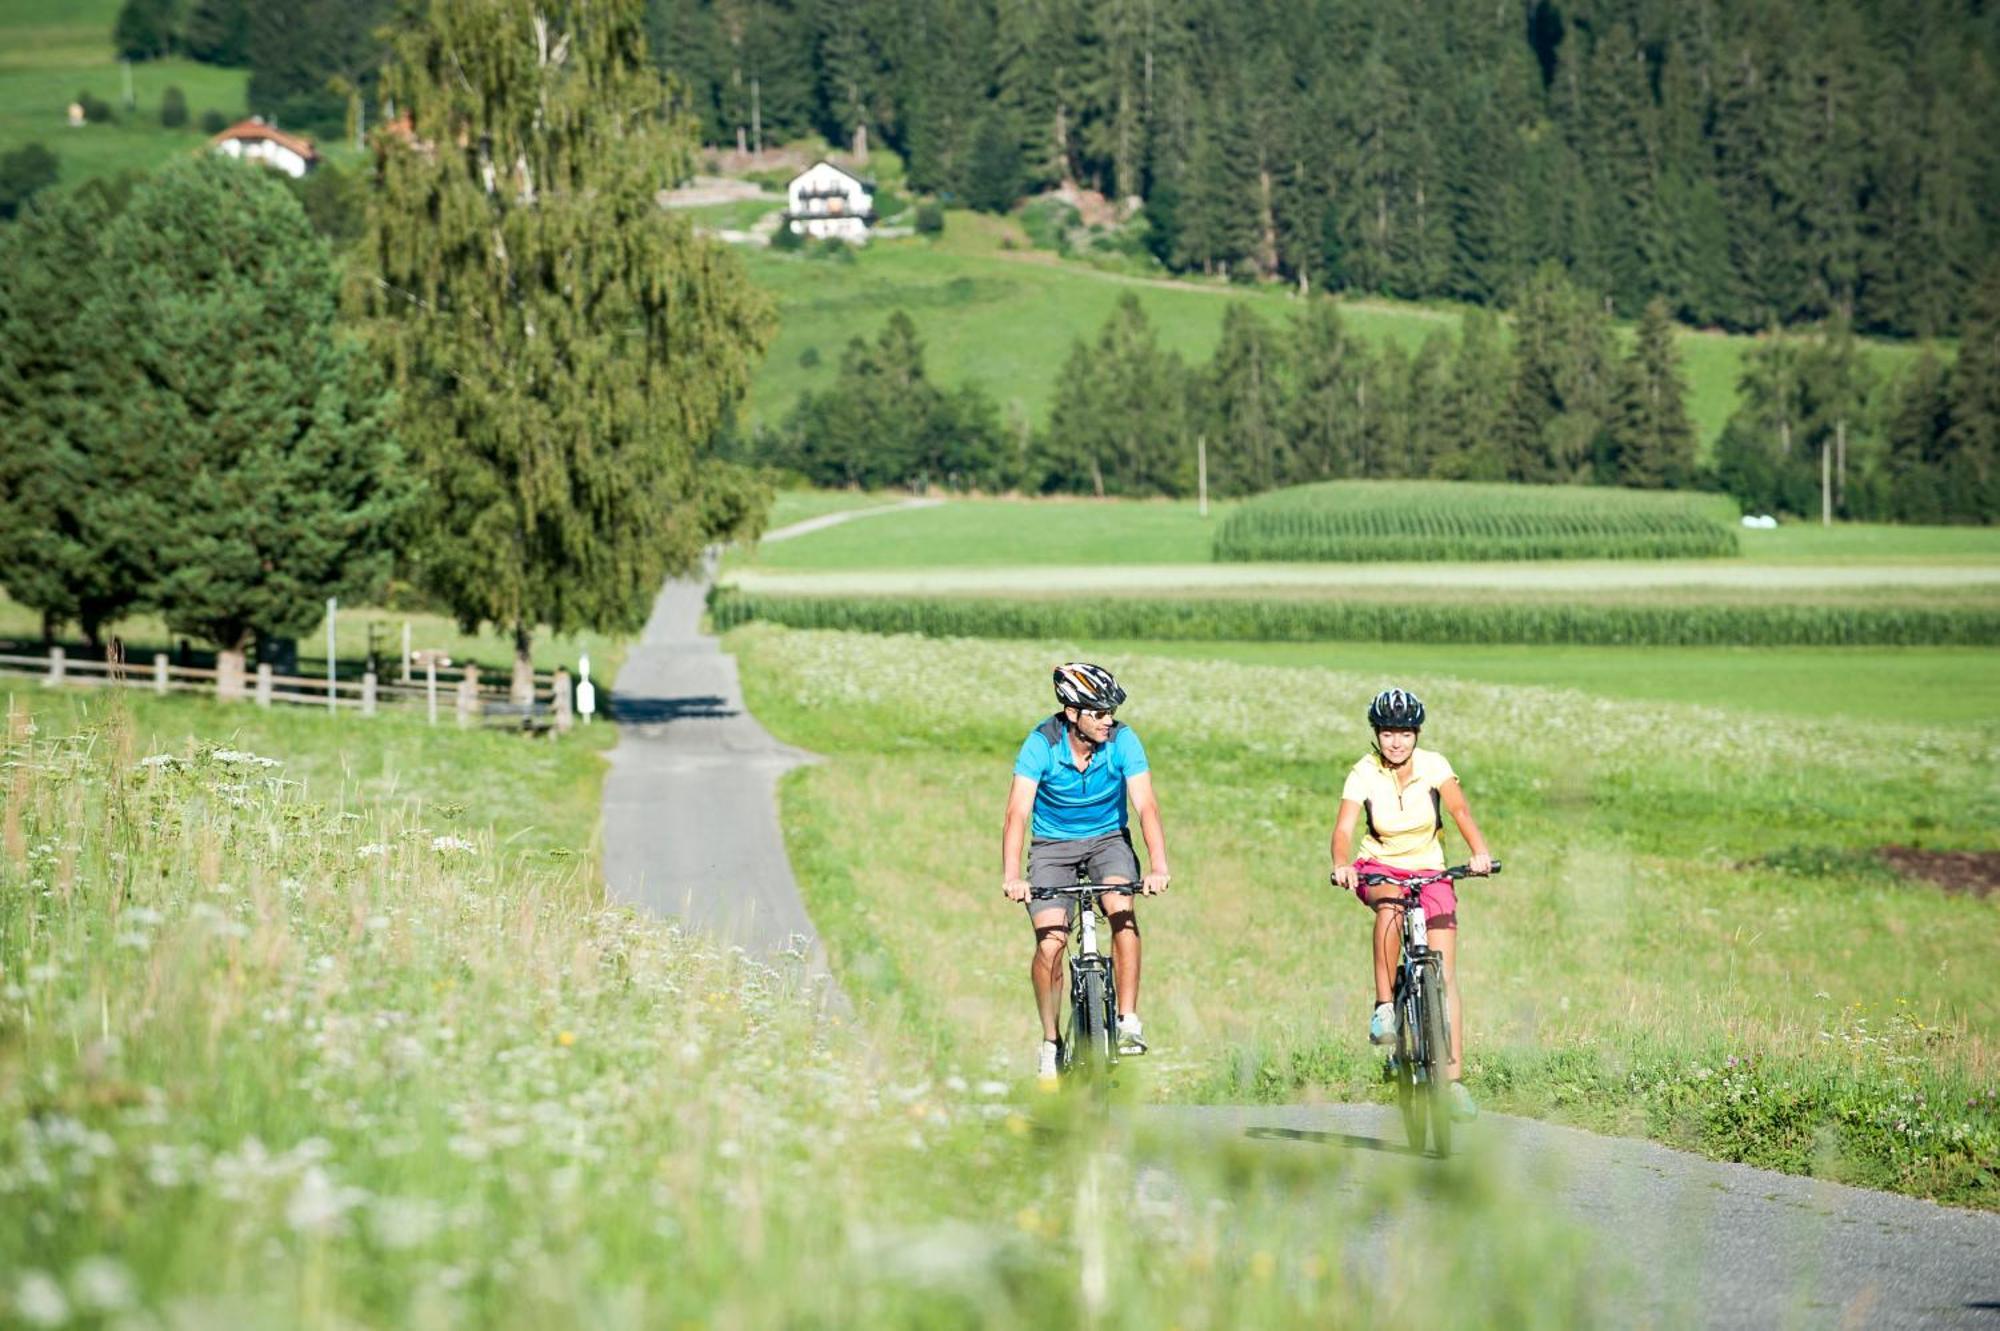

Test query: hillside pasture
[738,217,1932,454]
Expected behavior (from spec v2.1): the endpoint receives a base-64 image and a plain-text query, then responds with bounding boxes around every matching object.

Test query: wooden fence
[0,647,578,733]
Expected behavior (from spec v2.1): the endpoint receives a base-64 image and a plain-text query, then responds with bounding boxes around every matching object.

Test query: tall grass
[0,695,1616,1325]
[709,588,2000,647]
[1213,480,1740,563]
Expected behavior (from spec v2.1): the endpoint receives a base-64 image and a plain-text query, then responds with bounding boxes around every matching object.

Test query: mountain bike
[1029,882,1134,1081]
[1355,861,1501,1158]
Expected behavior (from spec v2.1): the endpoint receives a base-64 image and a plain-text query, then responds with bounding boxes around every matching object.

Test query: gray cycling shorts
[1026,830,1140,920]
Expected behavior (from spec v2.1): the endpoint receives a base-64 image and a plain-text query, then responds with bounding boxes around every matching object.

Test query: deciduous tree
[364,0,777,699]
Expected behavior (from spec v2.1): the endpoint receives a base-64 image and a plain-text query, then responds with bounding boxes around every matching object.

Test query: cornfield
[1211,481,1741,562]
[709,589,2000,647]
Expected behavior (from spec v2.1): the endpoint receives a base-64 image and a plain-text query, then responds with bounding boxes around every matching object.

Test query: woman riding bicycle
[1330,688,1494,1120]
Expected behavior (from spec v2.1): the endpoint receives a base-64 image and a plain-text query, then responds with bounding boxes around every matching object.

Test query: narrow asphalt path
[759,495,944,544]
[599,572,836,990]
[1152,1103,2000,1329]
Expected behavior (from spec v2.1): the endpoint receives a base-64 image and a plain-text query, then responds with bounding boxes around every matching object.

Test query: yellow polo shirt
[1340,748,1457,870]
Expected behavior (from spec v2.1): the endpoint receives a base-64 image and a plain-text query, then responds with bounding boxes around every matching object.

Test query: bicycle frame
[1029,882,1130,1074]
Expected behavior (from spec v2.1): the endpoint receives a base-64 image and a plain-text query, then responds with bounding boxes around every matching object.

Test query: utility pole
[751,77,762,156]
[1197,435,1209,518]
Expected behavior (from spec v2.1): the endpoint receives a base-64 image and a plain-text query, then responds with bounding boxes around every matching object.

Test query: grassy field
[2,688,1626,1327]
[737,494,2000,573]
[1080,641,2000,728]
[733,625,2000,1208]
[737,212,1934,454]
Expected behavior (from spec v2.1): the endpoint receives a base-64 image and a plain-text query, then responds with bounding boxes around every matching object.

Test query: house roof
[790,159,876,192]
[208,118,319,162]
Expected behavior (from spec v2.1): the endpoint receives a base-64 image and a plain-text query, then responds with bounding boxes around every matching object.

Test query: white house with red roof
[785,160,875,242]
[208,117,320,179]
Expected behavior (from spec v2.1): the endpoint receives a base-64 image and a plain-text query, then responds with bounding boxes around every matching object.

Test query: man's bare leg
[1030,916,1068,1041]
[1100,884,1138,1017]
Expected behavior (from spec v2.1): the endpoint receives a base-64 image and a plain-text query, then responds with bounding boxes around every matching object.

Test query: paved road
[759,495,944,544]
[600,573,835,987]
[1155,1103,2000,1329]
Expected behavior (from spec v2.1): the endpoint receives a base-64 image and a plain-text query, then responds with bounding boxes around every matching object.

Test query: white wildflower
[69,1257,135,1314]
[136,753,178,770]
[431,835,475,854]
[369,1197,443,1251]
[14,1271,68,1327]
[210,749,280,768]
[356,843,391,859]
[285,1166,368,1237]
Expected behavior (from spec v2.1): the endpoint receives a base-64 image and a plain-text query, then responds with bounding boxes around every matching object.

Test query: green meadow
[2,687,1626,1327]
[732,624,2000,1208]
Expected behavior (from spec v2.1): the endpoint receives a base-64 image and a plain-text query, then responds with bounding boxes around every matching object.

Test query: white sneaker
[1036,1039,1060,1083]
[1369,1002,1396,1046]
[1117,1014,1147,1055]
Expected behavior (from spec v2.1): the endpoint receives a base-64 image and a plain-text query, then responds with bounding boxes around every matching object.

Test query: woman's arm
[1330,798,1362,889]
[1438,778,1493,874]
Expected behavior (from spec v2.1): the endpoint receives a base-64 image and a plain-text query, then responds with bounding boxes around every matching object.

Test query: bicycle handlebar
[1029,881,1152,898]
[1350,860,1503,888]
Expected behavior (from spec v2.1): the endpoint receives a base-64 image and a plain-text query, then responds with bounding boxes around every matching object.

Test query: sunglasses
[1076,706,1117,720]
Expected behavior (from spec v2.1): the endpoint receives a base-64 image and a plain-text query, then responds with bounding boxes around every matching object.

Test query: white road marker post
[576,654,596,726]
[326,597,338,711]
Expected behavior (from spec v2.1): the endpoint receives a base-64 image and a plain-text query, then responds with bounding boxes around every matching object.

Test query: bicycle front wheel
[1077,968,1113,1070]
[1417,959,1453,1157]
[1392,974,1423,1152]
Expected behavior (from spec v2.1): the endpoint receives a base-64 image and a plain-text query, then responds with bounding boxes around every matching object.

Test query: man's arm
[1002,775,1038,901]
[1125,771,1171,893]
[1439,778,1492,874]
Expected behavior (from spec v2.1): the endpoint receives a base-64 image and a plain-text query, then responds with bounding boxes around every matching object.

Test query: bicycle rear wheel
[1417,959,1453,1157]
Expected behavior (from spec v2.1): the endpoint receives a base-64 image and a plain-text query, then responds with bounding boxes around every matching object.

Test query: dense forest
[648,0,2000,337]
[117,0,2000,337]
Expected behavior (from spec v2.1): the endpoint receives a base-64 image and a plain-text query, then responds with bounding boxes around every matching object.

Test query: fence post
[400,621,412,684]
[426,657,438,726]
[455,664,478,728]
[46,646,65,686]
[552,667,573,734]
[255,663,273,707]
[153,653,168,695]
[361,670,378,717]
[215,650,246,702]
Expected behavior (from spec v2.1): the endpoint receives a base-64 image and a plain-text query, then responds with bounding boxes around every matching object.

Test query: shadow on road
[1244,1125,1426,1158]
[609,693,738,724]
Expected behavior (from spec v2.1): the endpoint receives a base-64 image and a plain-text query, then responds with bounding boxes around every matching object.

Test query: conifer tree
[0,187,150,648]
[1877,350,1953,523]
[1284,300,1371,480]
[1199,303,1289,495]
[1436,308,1510,480]
[91,157,403,669]
[1610,298,1698,488]
[1943,260,2000,521]
[363,0,776,698]
[1504,265,1617,483]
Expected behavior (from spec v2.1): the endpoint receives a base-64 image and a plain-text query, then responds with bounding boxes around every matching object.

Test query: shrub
[159,84,188,127]
[1213,479,1740,563]
[77,90,117,124]
[811,235,856,263]
[798,346,821,369]
[707,590,2000,648]
[915,200,944,235]
[198,107,230,134]
[770,219,804,251]
[0,143,59,219]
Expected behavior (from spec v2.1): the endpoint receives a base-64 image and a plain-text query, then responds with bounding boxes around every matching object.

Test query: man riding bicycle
[1002,663,1172,1083]
[1330,687,1493,1119]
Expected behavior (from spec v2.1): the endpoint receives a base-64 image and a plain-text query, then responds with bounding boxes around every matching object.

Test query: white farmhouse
[208,117,320,179]
[785,160,875,242]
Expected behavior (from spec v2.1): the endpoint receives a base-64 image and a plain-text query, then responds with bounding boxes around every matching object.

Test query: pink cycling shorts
[1350,858,1457,931]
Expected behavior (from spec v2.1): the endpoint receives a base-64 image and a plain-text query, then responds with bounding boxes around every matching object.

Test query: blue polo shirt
[1014,713,1150,840]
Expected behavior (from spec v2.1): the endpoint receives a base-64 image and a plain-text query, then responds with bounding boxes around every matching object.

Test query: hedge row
[1212,480,1740,563]
[710,589,2000,647]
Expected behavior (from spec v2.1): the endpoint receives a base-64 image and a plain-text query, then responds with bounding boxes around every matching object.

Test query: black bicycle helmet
[1366,687,1425,730]
[1053,662,1127,712]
